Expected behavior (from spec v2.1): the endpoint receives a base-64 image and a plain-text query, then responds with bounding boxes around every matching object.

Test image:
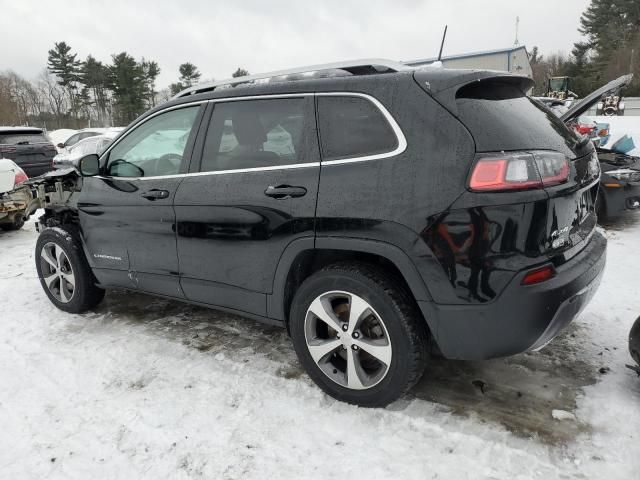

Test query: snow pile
[0,214,639,478]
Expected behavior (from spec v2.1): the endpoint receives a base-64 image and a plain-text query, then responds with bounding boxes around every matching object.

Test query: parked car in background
[53,134,116,170]
[594,150,640,218]
[557,74,638,220]
[0,127,57,177]
[55,128,124,153]
[0,158,38,231]
[47,129,78,152]
[31,60,605,407]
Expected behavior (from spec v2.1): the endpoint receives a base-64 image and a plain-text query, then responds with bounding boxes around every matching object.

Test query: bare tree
[37,70,69,128]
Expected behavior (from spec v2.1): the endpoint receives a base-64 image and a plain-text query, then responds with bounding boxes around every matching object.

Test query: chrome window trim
[315,92,407,166]
[98,92,406,181]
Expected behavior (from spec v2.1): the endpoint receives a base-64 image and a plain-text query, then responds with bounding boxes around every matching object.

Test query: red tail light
[521,265,556,285]
[0,145,17,154]
[469,151,570,192]
[575,124,596,135]
[14,167,28,186]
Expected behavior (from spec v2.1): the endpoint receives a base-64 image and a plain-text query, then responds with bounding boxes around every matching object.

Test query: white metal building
[406,46,532,78]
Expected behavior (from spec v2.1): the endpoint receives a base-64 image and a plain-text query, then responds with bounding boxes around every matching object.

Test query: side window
[106,106,200,178]
[79,132,99,141]
[72,137,98,155]
[200,98,309,172]
[65,133,81,147]
[317,96,398,161]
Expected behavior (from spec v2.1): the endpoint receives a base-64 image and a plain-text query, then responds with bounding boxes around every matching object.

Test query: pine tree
[80,55,110,125]
[140,59,161,108]
[169,62,202,96]
[576,0,640,94]
[47,41,82,119]
[179,63,201,87]
[107,52,146,125]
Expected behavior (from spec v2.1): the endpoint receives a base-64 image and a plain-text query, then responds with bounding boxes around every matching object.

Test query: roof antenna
[437,25,448,61]
[430,25,447,68]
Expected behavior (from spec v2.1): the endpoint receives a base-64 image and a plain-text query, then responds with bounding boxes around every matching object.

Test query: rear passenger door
[174,95,319,317]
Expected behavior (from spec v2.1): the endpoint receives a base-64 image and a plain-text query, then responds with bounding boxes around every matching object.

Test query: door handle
[264,185,307,199]
[141,189,170,200]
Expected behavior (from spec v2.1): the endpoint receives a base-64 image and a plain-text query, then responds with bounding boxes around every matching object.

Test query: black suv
[0,127,56,177]
[33,60,606,407]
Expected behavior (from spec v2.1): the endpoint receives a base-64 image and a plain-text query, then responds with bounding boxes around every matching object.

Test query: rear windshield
[456,82,581,157]
[0,132,48,144]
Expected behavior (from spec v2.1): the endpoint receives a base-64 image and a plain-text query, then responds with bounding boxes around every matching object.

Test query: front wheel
[35,226,105,313]
[289,262,428,407]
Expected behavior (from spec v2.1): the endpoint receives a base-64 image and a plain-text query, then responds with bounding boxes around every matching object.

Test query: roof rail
[172,58,411,99]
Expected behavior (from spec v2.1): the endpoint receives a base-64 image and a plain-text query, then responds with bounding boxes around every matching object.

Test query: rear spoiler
[413,68,534,114]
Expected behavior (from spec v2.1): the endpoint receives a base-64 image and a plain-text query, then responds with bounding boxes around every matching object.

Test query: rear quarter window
[317,96,398,161]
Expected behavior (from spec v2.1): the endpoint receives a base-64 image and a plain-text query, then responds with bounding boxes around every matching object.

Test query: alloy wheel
[40,242,76,303]
[304,291,392,390]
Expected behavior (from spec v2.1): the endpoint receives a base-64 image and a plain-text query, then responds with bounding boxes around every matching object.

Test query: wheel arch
[267,237,434,328]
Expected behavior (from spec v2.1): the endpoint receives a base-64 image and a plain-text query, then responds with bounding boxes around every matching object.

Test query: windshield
[549,78,569,92]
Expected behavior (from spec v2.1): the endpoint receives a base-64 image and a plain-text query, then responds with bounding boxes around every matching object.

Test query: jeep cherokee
[33,59,606,407]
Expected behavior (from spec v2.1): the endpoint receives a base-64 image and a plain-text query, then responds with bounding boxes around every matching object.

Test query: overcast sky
[2,0,591,88]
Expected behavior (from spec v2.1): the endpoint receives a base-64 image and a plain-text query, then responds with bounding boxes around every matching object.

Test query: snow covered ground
[1,214,639,479]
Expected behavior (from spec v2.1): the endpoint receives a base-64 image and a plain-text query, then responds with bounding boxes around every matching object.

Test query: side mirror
[57,143,65,149]
[78,154,100,177]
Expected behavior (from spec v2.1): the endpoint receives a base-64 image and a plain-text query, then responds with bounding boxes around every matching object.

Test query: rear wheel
[289,262,428,407]
[35,226,105,313]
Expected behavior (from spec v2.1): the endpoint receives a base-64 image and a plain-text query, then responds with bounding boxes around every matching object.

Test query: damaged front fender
[26,168,82,211]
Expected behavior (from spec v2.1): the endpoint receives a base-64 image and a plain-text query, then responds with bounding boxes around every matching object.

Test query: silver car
[53,134,116,170]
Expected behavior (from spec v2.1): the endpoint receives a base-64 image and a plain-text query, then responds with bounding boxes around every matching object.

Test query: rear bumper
[602,181,640,215]
[419,231,607,360]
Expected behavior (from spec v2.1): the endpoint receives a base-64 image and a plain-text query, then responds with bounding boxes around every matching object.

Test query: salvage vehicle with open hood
[27,59,606,407]
[559,74,639,219]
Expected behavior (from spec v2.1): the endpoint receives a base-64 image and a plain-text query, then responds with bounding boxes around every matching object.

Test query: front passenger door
[78,104,204,297]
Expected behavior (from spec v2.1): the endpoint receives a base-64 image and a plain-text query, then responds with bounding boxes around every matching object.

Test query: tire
[289,262,429,407]
[35,226,105,313]
[0,213,25,231]
[630,316,640,367]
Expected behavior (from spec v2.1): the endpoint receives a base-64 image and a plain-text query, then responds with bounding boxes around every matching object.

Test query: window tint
[70,136,100,155]
[65,133,82,147]
[317,96,398,161]
[106,106,200,177]
[79,132,100,141]
[0,133,48,144]
[455,81,580,157]
[201,98,308,172]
